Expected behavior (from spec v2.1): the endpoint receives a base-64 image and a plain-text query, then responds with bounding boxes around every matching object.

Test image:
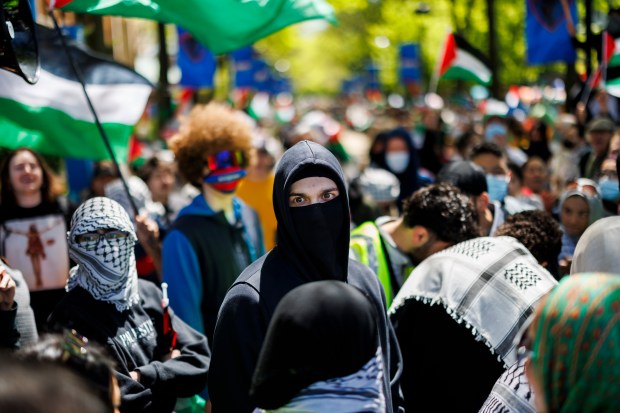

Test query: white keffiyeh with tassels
[66,197,139,312]
[389,236,557,367]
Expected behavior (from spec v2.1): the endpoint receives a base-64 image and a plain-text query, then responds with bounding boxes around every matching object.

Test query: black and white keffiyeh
[67,197,139,312]
[478,358,537,413]
[389,236,557,367]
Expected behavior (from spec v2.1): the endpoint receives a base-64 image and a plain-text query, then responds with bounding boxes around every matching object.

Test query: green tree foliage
[255,0,606,96]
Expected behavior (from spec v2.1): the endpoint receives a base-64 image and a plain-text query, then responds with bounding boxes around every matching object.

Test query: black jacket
[48,279,211,413]
[209,141,399,413]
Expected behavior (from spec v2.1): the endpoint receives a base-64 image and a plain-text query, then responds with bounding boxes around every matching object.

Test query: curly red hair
[169,103,253,187]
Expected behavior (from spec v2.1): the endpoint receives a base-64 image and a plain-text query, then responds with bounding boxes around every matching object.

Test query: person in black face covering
[208,140,400,413]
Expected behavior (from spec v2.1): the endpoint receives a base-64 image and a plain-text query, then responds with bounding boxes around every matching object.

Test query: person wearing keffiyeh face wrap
[209,140,402,413]
[48,197,211,413]
[66,196,140,311]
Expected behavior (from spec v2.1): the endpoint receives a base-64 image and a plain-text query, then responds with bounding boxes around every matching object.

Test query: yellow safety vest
[350,221,394,306]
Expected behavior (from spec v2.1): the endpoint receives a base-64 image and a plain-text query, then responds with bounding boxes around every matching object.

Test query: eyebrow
[288,187,339,197]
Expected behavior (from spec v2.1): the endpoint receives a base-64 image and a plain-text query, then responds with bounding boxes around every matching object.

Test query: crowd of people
[1,88,620,413]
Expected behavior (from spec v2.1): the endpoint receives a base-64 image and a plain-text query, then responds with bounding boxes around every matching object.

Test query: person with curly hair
[350,183,480,306]
[495,210,563,279]
[390,202,557,412]
[162,103,265,348]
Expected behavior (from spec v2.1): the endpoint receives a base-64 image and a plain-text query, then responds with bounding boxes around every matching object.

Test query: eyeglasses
[565,179,600,198]
[206,150,246,171]
[74,230,129,250]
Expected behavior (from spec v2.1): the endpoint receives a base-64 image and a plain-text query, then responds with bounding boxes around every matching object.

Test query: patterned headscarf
[66,197,139,311]
[262,349,385,413]
[530,273,620,413]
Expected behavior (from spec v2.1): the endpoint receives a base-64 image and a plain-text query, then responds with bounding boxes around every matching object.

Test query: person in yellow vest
[350,183,479,306]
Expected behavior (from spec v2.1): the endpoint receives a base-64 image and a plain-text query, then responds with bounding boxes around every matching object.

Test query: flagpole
[48,11,139,217]
[579,67,599,105]
[602,30,609,86]
[429,28,451,95]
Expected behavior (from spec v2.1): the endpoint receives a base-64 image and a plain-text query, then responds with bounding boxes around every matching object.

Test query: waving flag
[526,0,577,64]
[177,28,216,89]
[438,33,492,86]
[604,34,620,97]
[59,0,337,55]
[0,25,152,162]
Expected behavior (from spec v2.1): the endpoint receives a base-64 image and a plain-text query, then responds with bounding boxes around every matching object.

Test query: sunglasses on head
[206,150,246,171]
[565,179,600,198]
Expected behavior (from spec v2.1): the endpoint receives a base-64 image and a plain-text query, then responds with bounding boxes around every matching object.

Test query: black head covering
[436,160,488,196]
[371,127,421,205]
[273,140,350,282]
[249,280,379,409]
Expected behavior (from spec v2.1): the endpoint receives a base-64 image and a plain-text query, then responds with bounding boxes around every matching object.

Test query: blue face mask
[385,151,410,174]
[486,174,509,202]
[598,178,620,202]
[485,123,508,142]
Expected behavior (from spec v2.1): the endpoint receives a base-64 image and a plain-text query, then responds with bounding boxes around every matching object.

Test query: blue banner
[341,75,364,95]
[399,43,421,84]
[366,63,380,91]
[177,28,216,88]
[252,58,271,92]
[65,159,94,204]
[526,0,577,64]
[232,46,255,88]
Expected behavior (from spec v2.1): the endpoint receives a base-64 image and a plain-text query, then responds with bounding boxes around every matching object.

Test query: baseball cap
[436,160,488,196]
[586,117,616,134]
[357,167,400,203]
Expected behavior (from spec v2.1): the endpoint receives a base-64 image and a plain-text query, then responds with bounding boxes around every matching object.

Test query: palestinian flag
[604,34,620,98]
[0,25,152,162]
[438,33,492,86]
[55,0,336,55]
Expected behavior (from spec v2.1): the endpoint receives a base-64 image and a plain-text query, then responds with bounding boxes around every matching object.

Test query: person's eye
[77,234,99,243]
[106,231,127,240]
[289,196,306,206]
[322,191,338,201]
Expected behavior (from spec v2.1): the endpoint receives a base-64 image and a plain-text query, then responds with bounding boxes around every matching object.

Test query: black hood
[273,140,350,282]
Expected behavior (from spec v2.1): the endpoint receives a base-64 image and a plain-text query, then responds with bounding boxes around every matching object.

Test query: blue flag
[232,46,255,88]
[177,28,216,88]
[366,63,380,91]
[252,58,272,92]
[526,0,577,64]
[399,43,421,84]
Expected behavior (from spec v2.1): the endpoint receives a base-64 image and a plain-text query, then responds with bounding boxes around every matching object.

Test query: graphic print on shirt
[0,214,69,291]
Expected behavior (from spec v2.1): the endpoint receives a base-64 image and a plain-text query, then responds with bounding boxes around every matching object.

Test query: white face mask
[385,151,410,174]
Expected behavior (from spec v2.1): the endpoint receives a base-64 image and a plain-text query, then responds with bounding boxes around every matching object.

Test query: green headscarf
[531,273,620,413]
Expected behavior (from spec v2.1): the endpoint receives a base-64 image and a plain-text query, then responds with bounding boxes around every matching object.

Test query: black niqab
[273,140,350,282]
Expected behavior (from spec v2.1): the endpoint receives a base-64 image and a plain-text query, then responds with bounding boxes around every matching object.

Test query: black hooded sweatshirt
[48,280,211,413]
[208,140,398,413]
